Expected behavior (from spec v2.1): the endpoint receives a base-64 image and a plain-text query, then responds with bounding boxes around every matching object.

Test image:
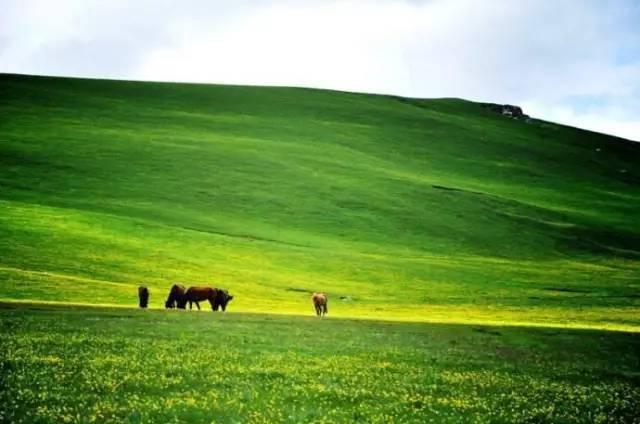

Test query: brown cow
[165,284,187,309]
[185,286,234,311]
[312,292,328,317]
[215,289,234,312]
[138,286,149,308]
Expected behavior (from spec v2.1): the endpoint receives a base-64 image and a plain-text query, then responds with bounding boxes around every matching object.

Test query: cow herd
[138,285,328,316]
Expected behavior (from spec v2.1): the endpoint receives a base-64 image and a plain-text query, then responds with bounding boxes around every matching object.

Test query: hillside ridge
[1,73,638,328]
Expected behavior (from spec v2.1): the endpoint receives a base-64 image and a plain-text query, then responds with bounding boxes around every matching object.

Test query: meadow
[1,74,639,328]
[1,304,639,423]
[1,74,639,421]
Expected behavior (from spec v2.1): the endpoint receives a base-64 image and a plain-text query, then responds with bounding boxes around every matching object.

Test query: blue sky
[1,0,639,140]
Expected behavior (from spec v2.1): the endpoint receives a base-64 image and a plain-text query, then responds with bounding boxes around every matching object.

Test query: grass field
[2,304,639,423]
[1,74,639,328]
[1,73,639,421]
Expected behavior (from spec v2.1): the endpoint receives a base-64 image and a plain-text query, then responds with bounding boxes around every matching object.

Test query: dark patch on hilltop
[481,103,529,119]
[431,185,486,196]
[542,287,591,294]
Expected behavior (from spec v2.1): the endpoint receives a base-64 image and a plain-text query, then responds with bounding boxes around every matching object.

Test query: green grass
[1,74,640,422]
[1,304,639,423]
[1,73,639,329]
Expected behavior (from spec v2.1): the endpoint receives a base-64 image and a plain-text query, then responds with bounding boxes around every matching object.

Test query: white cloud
[523,99,640,142]
[1,0,639,140]
[134,2,415,94]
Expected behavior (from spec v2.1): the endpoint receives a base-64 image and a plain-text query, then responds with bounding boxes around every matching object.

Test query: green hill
[1,73,639,329]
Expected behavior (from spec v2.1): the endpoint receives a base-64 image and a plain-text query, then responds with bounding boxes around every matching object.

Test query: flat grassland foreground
[1,304,639,423]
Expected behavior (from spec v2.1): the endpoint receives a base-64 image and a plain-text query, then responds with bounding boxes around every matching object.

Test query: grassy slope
[1,74,639,328]
[1,305,639,423]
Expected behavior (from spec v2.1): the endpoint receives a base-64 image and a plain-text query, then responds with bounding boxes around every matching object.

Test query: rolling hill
[1,73,639,329]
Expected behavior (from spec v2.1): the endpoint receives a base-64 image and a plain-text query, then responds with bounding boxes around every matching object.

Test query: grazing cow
[185,286,234,311]
[138,286,149,308]
[215,289,234,312]
[165,284,187,309]
[312,292,328,317]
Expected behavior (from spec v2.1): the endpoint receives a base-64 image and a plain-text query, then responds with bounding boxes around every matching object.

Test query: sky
[1,0,639,141]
